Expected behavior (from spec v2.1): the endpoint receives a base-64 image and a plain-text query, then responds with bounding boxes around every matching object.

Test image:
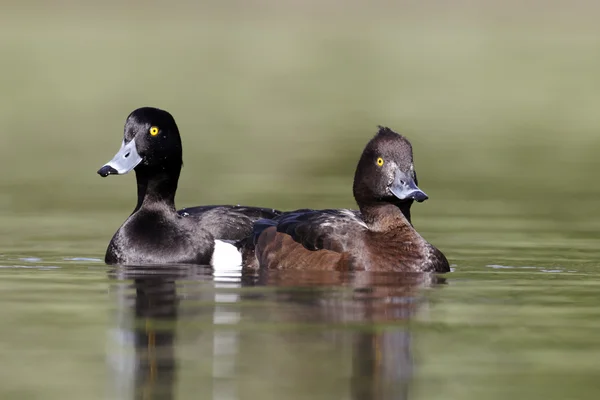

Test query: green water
[2,1,600,399]
[2,211,599,400]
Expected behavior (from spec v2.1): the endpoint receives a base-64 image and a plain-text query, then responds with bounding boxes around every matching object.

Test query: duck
[244,126,450,273]
[97,107,281,267]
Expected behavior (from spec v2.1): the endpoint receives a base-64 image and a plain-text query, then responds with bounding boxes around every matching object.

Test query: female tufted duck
[97,107,280,267]
[246,127,449,273]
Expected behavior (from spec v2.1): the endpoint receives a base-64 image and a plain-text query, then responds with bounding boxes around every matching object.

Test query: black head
[352,126,427,207]
[97,107,182,177]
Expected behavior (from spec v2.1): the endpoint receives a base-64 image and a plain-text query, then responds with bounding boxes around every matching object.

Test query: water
[2,209,600,400]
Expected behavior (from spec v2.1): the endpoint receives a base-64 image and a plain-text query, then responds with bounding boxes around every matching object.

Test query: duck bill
[97,139,143,177]
[389,171,428,203]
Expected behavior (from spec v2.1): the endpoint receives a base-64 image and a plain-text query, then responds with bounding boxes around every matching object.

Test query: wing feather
[254,209,367,253]
[178,205,282,241]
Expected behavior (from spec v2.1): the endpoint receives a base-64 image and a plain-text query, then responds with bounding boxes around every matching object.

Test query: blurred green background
[2,2,600,400]
[2,0,600,222]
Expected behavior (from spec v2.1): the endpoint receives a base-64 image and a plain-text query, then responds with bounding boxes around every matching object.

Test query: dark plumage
[245,127,449,273]
[98,107,281,266]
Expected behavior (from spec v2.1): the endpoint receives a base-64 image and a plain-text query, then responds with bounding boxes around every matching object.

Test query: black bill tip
[412,191,429,203]
[97,165,118,177]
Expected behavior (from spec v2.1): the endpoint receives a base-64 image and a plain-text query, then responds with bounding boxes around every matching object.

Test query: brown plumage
[245,127,449,273]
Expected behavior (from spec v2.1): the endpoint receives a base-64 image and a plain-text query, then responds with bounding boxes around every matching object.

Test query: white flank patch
[211,240,242,272]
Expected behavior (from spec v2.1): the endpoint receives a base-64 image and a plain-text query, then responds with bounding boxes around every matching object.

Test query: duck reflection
[107,265,207,400]
[107,266,444,400]
[244,271,445,400]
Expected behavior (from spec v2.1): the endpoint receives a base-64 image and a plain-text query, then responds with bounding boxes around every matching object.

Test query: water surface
[2,210,599,400]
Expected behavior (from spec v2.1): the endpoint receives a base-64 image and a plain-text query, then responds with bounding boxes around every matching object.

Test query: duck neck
[359,202,413,232]
[134,165,180,212]
[396,200,413,225]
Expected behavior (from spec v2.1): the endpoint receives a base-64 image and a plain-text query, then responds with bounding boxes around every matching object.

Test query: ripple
[19,257,42,262]
[486,264,515,269]
[0,265,61,270]
[486,264,572,273]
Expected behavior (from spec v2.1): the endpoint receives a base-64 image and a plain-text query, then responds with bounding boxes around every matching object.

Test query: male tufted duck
[97,107,280,267]
[245,127,449,273]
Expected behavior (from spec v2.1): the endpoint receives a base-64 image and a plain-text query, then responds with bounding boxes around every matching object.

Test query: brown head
[352,127,427,218]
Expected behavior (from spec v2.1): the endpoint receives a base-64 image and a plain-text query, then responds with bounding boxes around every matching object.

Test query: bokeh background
[1,1,600,399]
[3,1,600,227]
[3,0,600,216]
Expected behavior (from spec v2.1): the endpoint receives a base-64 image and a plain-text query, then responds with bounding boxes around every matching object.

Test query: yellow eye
[376,157,384,166]
[149,126,159,136]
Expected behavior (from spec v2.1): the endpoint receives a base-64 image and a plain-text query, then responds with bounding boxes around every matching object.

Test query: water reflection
[108,267,187,400]
[107,266,445,400]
